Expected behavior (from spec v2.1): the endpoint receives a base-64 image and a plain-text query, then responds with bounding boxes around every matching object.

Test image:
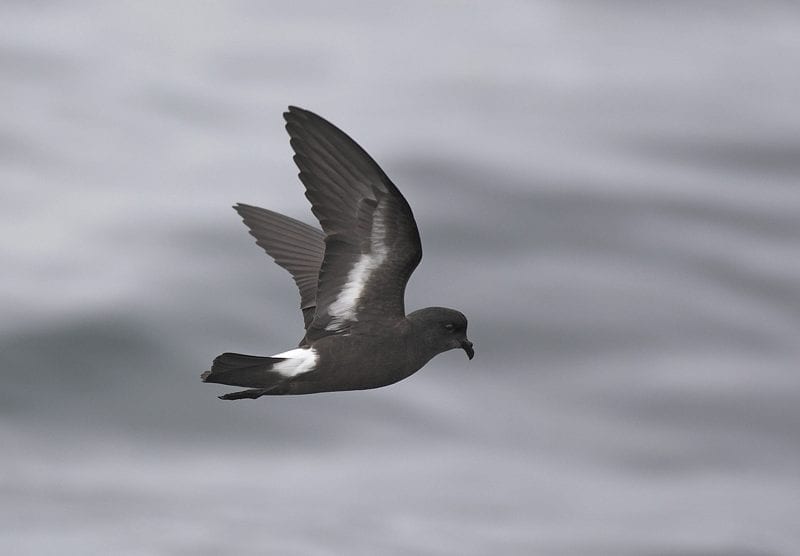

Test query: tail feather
[201,352,287,389]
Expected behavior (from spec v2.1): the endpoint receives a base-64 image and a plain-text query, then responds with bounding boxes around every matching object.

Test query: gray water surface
[2,2,800,554]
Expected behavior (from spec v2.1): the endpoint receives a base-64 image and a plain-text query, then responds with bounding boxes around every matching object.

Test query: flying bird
[201,106,473,399]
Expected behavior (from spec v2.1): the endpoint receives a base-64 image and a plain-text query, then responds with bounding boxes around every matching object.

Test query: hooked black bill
[461,339,475,360]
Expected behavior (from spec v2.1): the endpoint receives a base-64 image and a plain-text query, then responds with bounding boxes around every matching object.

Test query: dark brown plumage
[201,107,473,399]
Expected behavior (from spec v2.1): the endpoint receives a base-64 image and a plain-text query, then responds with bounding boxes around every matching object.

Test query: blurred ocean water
[2,1,800,554]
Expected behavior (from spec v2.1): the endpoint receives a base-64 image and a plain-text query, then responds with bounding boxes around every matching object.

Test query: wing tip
[285,106,333,131]
[234,203,274,221]
[232,203,250,221]
[284,105,310,123]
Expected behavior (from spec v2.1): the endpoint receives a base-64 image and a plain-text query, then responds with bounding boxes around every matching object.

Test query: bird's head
[408,307,474,360]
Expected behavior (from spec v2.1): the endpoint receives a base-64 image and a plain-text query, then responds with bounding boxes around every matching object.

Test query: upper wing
[284,106,422,341]
[234,203,325,329]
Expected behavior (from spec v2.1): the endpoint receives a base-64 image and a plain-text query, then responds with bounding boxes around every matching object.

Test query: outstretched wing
[234,203,325,329]
[284,106,422,341]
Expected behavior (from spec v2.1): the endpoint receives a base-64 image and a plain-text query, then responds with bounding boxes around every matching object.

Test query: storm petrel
[201,106,473,399]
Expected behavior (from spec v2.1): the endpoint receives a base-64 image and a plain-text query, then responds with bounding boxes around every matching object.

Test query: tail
[201,353,289,400]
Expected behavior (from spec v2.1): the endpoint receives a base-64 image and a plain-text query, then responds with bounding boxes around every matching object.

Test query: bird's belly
[289,335,420,394]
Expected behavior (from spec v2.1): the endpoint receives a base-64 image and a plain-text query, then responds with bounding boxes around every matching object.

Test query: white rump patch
[326,205,388,330]
[271,347,318,377]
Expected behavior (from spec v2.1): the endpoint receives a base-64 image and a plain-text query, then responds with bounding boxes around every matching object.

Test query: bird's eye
[443,323,455,331]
